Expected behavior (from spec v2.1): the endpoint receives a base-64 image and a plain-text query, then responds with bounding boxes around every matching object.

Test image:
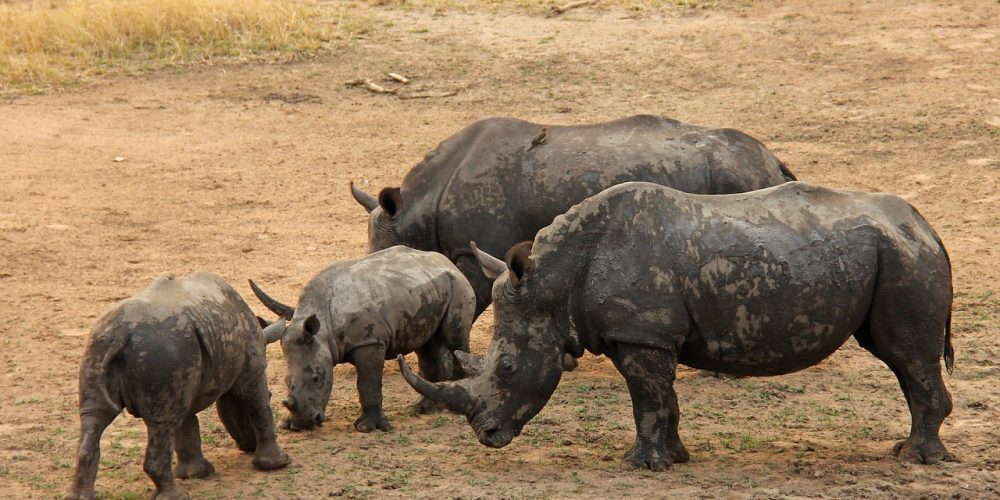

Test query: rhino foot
[620,442,673,472]
[893,438,956,465]
[411,397,444,415]
[354,413,392,433]
[63,489,95,500]
[252,443,291,470]
[153,485,191,500]
[668,440,690,464]
[173,458,215,479]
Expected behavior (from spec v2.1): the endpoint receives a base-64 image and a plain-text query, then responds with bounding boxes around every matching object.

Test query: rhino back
[301,247,457,357]
[87,273,258,418]
[432,115,783,258]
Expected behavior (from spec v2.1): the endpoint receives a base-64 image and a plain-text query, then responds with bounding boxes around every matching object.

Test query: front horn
[248,279,295,320]
[397,355,474,414]
[350,181,379,213]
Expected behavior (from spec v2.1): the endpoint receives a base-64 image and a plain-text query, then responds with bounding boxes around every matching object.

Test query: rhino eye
[311,372,322,385]
[497,355,516,378]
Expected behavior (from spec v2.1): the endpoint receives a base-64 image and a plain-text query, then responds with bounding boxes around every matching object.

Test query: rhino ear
[454,350,484,378]
[378,187,403,219]
[256,315,270,329]
[350,181,378,213]
[505,241,534,284]
[471,241,506,280]
[303,314,321,337]
[261,317,288,344]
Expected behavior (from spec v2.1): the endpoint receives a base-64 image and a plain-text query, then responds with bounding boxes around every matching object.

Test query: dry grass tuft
[0,0,338,94]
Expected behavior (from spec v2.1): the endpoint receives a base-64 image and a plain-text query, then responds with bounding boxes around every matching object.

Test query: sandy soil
[1,1,998,498]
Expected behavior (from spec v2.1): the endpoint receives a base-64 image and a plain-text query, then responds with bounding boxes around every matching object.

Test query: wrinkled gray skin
[65,272,289,500]
[400,181,955,471]
[251,246,475,433]
[351,115,795,319]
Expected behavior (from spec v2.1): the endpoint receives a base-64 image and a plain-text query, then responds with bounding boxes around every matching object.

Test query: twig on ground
[386,72,410,84]
[398,89,460,100]
[345,78,396,94]
[548,0,599,17]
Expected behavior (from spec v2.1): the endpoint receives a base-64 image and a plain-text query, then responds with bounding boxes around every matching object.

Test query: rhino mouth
[472,414,513,448]
[282,411,325,432]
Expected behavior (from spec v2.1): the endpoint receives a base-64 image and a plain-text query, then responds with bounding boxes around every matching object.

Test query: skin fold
[400,181,955,471]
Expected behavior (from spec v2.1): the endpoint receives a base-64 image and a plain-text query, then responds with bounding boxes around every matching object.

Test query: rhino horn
[471,241,507,279]
[261,317,288,344]
[454,350,484,377]
[397,355,473,414]
[350,181,378,213]
[248,279,295,320]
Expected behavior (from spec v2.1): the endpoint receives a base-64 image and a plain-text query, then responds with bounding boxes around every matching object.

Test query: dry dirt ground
[2,1,999,498]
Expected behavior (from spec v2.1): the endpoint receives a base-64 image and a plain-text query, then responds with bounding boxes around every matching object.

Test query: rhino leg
[439,276,475,378]
[143,421,189,500]
[857,261,954,464]
[226,372,290,470]
[859,334,954,464]
[611,343,689,472]
[216,391,257,452]
[412,341,450,415]
[172,415,214,479]
[453,254,495,320]
[350,344,392,432]
[65,411,117,500]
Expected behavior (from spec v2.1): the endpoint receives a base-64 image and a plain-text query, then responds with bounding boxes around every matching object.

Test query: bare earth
[1,1,998,498]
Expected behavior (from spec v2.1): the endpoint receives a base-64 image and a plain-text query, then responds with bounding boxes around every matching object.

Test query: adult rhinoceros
[351,115,795,317]
[399,181,955,471]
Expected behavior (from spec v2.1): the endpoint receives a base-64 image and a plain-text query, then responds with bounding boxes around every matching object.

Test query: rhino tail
[940,239,954,375]
[80,330,126,416]
[778,160,797,182]
[944,309,954,375]
[931,231,955,375]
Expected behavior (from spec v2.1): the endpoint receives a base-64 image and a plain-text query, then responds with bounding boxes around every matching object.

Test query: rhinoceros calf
[250,245,475,433]
[400,181,955,470]
[65,272,289,500]
[351,114,795,318]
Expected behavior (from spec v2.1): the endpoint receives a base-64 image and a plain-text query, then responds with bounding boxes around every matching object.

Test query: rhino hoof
[174,458,215,479]
[620,443,673,472]
[893,438,956,465]
[253,445,291,470]
[354,414,392,433]
[153,486,191,500]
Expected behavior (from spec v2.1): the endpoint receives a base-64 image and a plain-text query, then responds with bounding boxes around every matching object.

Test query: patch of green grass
[430,415,448,428]
[382,467,413,490]
[714,431,771,452]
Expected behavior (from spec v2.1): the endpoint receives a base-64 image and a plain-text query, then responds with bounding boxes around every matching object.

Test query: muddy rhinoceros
[65,272,289,500]
[250,245,475,433]
[351,115,795,318]
[399,181,955,470]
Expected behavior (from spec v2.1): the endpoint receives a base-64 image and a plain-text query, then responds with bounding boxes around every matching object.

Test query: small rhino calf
[65,272,289,500]
[250,245,475,433]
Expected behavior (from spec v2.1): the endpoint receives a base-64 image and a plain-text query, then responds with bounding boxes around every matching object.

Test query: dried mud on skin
[1,1,998,498]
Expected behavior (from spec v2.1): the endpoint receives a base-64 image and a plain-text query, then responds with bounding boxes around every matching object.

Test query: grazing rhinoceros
[65,272,289,500]
[250,245,475,433]
[399,181,955,471]
[351,115,796,318]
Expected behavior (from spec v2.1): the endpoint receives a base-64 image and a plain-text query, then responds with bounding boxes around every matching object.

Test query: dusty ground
[2,1,999,498]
